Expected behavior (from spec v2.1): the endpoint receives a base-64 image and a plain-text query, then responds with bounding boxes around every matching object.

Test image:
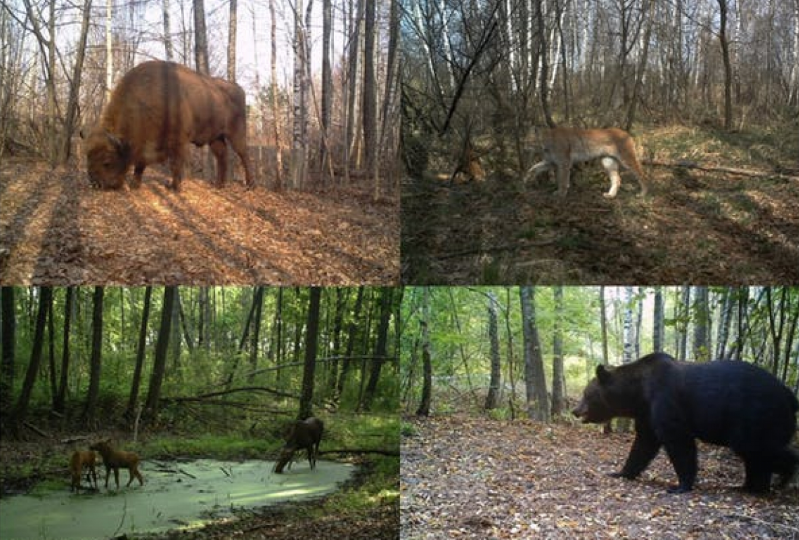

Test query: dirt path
[0,162,398,285]
[401,415,799,539]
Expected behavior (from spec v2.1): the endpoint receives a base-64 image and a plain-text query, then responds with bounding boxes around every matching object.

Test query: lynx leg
[600,157,621,198]
[620,152,648,197]
[527,160,554,180]
[556,164,571,198]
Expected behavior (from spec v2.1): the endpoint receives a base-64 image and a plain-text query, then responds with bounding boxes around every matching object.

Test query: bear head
[572,364,648,423]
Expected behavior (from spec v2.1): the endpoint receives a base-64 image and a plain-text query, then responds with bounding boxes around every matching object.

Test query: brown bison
[83,60,253,190]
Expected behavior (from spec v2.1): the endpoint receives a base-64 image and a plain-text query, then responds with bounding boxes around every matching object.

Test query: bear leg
[741,455,772,494]
[615,424,661,479]
[773,447,799,488]
[663,438,697,493]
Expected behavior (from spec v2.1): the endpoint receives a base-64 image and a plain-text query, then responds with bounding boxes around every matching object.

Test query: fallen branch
[318,448,400,457]
[23,421,49,438]
[645,159,799,181]
[60,435,91,444]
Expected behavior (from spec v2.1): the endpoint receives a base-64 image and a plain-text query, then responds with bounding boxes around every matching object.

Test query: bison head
[83,129,130,189]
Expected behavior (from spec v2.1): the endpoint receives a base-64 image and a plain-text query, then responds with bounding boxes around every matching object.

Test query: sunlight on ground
[0,458,354,540]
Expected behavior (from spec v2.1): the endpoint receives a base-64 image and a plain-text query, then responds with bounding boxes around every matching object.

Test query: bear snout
[572,403,588,421]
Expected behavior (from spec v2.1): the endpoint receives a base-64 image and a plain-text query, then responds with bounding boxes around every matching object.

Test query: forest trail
[0,162,398,285]
[401,415,799,539]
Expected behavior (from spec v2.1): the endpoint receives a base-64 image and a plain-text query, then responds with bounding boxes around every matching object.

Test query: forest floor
[0,160,399,285]
[402,124,799,284]
[401,415,799,540]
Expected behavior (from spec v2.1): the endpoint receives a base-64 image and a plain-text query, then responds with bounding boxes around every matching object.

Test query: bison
[83,60,253,190]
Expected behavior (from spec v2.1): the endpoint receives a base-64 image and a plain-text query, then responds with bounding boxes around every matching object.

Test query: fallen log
[645,159,799,181]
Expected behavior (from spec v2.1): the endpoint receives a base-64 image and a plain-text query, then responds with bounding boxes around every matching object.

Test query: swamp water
[0,458,354,540]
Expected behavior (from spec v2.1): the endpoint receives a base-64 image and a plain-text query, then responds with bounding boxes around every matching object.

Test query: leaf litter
[0,162,399,285]
[401,415,799,539]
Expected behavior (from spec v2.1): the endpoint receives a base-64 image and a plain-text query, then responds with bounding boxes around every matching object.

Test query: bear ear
[596,365,612,385]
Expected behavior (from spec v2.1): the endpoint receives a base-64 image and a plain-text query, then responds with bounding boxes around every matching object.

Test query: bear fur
[573,352,799,494]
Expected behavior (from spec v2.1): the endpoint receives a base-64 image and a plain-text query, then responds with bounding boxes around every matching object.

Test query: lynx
[527,127,648,198]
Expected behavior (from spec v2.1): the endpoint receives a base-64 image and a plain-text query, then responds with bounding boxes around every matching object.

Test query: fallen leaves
[401,415,799,540]
[402,157,799,284]
[0,163,399,285]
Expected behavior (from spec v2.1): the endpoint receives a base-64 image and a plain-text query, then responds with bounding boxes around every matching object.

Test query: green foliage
[486,407,512,421]
[400,421,417,437]
[402,286,799,416]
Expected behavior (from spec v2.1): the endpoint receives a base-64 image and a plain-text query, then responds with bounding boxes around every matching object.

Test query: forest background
[400,286,799,539]
[1,0,400,191]
[401,0,799,284]
[0,286,400,538]
[401,286,799,419]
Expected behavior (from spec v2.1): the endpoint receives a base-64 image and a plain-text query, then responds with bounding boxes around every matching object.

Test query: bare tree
[193,0,209,74]
[716,0,733,129]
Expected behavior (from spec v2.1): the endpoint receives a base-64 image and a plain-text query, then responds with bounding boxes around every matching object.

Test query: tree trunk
[269,0,284,189]
[362,288,393,411]
[54,288,72,412]
[105,0,113,102]
[248,287,265,382]
[362,0,377,187]
[298,287,321,420]
[162,0,174,60]
[60,0,92,163]
[677,286,691,361]
[327,289,346,395]
[193,0,209,74]
[623,287,634,364]
[345,0,364,172]
[653,286,664,352]
[81,287,104,426]
[625,0,654,131]
[551,287,566,416]
[416,288,432,417]
[536,0,554,126]
[484,292,501,411]
[599,286,609,367]
[337,287,364,399]
[227,0,238,80]
[717,0,733,130]
[379,0,400,192]
[1,287,16,431]
[692,286,710,361]
[145,286,176,421]
[715,287,735,359]
[11,287,52,437]
[320,0,332,181]
[290,0,308,190]
[125,286,151,421]
[520,287,549,422]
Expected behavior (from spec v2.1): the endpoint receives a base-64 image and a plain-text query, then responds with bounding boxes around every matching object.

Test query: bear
[572,352,799,494]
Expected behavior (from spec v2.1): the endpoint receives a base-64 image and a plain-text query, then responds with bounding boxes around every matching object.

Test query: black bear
[573,352,799,494]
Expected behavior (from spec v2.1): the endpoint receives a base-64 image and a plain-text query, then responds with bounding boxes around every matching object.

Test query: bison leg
[131,164,145,189]
[228,131,253,187]
[169,149,186,191]
[210,139,228,188]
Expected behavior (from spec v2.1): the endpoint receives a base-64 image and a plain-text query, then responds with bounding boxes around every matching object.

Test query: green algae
[0,459,354,540]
